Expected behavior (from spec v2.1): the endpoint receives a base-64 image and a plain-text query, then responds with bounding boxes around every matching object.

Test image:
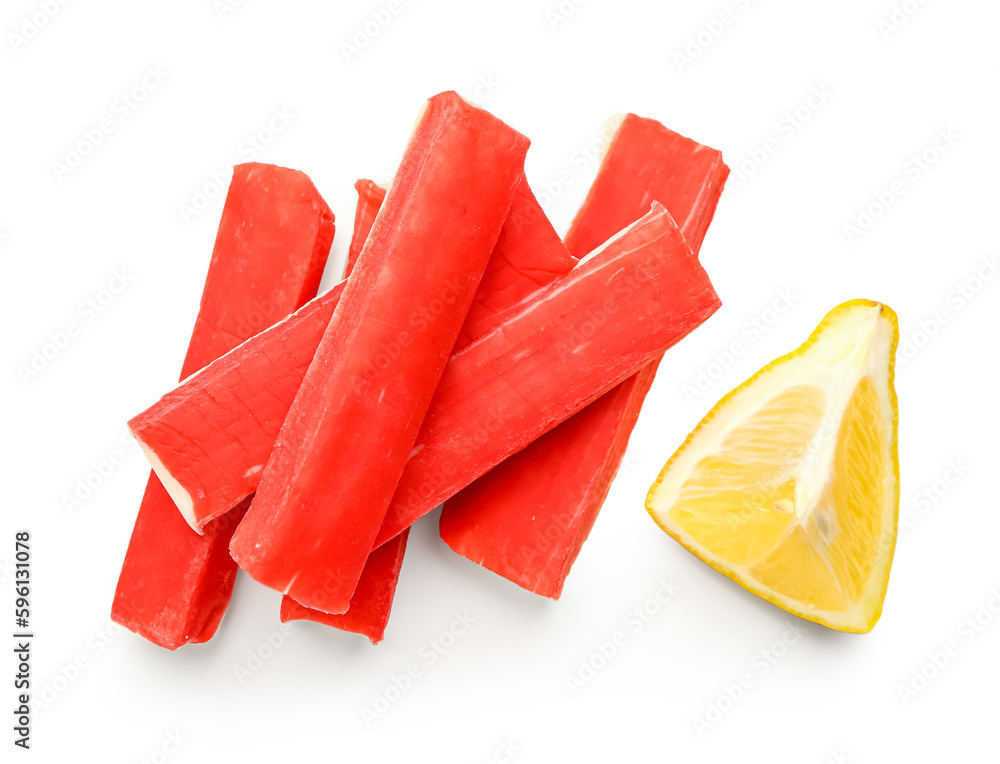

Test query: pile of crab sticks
[114,91,729,649]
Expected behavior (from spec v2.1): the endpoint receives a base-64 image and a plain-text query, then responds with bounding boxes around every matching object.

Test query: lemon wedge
[647,300,899,632]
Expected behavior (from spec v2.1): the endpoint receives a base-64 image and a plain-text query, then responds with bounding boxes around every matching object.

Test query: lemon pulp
[647,300,899,632]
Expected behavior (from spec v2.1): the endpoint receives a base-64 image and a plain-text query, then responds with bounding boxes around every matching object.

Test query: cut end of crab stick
[113,163,334,649]
[134,435,200,535]
[279,531,409,645]
[345,179,387,279]
[127,284,347,533]
[229,91,531,613]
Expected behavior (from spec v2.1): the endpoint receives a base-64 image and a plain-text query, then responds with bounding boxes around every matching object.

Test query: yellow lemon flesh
[647,300,899,632]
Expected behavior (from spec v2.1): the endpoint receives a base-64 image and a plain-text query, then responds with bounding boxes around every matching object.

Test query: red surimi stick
[438,114,729,597]
[345,179,386,278]
[112,163,335,649]
[132,283,346,533]
[228,92,531,613]
[280,179,405,643]
[348,174,576,345]
[371,201,721,547]
[280,531,409,645]
[454,172,578,348]
[281,172,576,637]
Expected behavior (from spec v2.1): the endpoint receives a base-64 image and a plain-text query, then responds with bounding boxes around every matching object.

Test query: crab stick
[228,92,530,613]
[439,115,729,598]
[112,163,335,649]
[280,530,409,645]
[347,173,576,351]
[280,172,575,633]
[454,172,578,348]
[283,183,404,641]
[372,201,721,547]
[345,179,386,278]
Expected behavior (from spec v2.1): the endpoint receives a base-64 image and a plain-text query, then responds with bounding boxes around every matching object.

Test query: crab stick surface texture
[373,201,721,547]
[229,92,530,613]
[439,115,729,597]
[280,531,409,645]
[285,172,575,635]
[345,179,386,278]
[112,163,335,649]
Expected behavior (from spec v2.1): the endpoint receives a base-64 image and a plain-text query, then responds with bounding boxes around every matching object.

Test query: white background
[4,0,999,761]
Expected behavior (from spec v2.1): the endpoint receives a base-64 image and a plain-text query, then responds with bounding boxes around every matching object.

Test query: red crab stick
[112,163,335,649]
[282,180,407,643]
[229,92,530,613]
[454,172,577,348]
[280,173,575,635]
[128,171,572,534]
[439,114,729,597]
[440,116,728,595]
[350,174,574,346]
[372,201,721,547]
[345,179,386,278]
[280,530,409,644]
[347,174,576,352]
